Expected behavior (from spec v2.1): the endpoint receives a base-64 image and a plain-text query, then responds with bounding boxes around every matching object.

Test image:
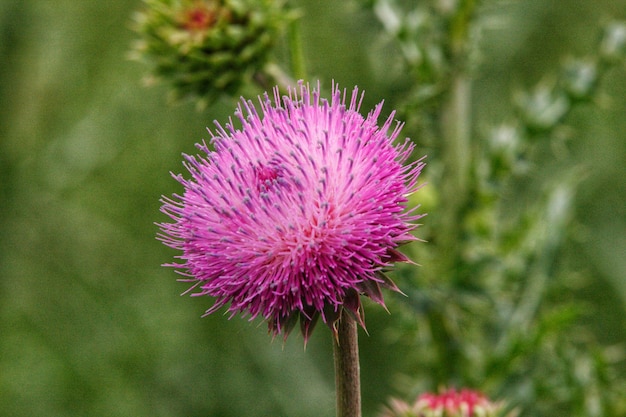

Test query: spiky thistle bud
[131,0,287,106]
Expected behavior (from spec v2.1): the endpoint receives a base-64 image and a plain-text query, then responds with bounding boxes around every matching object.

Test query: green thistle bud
[130,0,287,106]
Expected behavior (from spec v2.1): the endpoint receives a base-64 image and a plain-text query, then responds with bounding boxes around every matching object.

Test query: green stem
[260,62,296,92]
[287,16,307,80]
[254,16,305,94]
[442,74,471,201]
[438,1,475,278]
[438,72,472,281]
[333,311,361,417]
[448,0,477,54]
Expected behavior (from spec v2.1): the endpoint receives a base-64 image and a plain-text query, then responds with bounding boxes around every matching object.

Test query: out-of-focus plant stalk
[441,75,471,210]
[288,17,307,81]
[438,0,475,275]
[256,16,304,94]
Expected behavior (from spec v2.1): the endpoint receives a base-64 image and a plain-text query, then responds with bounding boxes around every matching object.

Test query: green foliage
[360,1,626,415]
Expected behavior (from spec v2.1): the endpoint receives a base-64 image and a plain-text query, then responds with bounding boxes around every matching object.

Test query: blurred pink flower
[417,388,490,416]
[380,388,509,417]
[158,82,425,341]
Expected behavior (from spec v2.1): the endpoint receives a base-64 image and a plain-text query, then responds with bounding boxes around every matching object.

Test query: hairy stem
[333,311,361,417]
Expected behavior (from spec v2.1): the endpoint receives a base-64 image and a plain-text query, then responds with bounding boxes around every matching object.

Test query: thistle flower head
[158,82,425,342]
[380,388,509,417]
[131,0,286,106]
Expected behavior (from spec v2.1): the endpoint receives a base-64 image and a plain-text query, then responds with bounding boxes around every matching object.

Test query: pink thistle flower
[158,81,425,342]
[380,388,509,417]
[417,388,490,416]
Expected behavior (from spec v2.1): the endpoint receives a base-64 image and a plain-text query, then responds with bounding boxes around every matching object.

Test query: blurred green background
[1,1,625,416]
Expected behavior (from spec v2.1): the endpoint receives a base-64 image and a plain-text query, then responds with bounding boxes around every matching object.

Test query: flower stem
[287,16,307,80]
[333,311,361,417]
